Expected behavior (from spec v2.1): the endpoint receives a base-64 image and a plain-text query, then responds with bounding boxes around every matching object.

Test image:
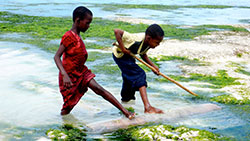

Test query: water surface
[0,38,249,140]
[1,0,250,25]
[0,0,250,140]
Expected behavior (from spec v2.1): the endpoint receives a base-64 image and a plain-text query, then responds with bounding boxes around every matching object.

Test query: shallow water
[1,0,250,25]
[0,38,249,140]
[0,0,250,140]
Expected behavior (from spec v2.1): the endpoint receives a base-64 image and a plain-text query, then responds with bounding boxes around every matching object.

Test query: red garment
[59,31,95,112]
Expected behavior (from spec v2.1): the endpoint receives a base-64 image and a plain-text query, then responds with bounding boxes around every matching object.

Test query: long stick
[130,53,198,97]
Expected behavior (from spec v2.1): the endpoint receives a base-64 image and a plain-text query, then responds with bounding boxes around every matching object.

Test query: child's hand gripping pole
[129,53,198,97]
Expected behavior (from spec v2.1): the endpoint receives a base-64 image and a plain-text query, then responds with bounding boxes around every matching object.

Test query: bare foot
[125,112,136,120]
[145,106,164,114]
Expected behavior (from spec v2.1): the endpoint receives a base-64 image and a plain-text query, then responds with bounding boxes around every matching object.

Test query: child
[112,24,164,114]
[54,6,135,119]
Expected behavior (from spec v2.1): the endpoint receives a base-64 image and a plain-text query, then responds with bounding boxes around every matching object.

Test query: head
[73,6,93,32]
[145,24,164,48]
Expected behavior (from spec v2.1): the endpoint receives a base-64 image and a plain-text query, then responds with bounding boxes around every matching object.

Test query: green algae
[227,62,250,76]
[231,105,250,120]
[211,87,250,105]
[238,87,250,98]
[211,94,250,105]
[152,55,209,66]
[92,62,120,75]
[195,24,249,32]
[96,4,250,12]
[46,124,87,140]
[1,11,248,53]
[235,66,250,76]
[87,51,110,62]
[21,47,30,50]
[110,124,233,140]
[138,56,208,73]
[119,107,136,115]
[157,70,241,89]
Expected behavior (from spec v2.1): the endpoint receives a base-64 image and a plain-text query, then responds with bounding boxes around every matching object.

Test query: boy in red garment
[54,6,135,119]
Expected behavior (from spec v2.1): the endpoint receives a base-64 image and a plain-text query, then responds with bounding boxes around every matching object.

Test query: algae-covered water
[0,0,250,140]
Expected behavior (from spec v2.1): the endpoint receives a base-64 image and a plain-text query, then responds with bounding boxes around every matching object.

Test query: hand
[122,48,131,55]
[152,66,160,75]
[63,74,73,89]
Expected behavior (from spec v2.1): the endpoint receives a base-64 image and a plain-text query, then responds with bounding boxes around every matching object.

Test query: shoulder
[62,31,73,40]
[61,31,76,47]
[122,31,145,42]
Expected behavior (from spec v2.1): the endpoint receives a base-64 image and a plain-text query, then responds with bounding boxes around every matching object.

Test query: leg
[61,90,85,115]
[121,78,136,102]
[139,86,164,114]
[88,79,135,119]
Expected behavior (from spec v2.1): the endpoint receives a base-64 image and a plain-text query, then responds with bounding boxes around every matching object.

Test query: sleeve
[60,32,75,48]
[122,31,135,49]
[121,31,130,41]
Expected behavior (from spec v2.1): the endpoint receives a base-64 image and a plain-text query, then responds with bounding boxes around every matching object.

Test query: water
[0,38,249,140]
[0,0,250,140]
[1,0,250,25]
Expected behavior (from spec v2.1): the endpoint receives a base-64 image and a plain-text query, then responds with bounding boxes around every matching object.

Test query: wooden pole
[130,53,198,97]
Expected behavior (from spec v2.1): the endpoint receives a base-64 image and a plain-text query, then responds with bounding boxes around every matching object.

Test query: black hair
[72,6,92,22]
[145,24,164,39]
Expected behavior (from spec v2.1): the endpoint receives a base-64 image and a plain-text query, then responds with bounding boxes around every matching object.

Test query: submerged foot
[145,106,164,114]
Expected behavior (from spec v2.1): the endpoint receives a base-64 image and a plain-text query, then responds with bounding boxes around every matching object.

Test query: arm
[140,54,160,75]
[54,44,73,88]
[114,29,131,55]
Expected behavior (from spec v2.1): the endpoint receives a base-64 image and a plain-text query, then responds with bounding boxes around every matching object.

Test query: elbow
[53,55,58,62]
[114,29,123,36]
[114,29,119,35]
